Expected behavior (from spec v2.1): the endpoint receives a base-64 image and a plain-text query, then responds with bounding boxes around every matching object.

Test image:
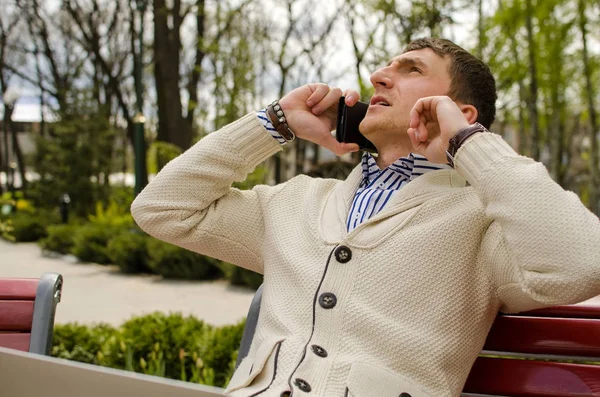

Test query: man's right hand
[278,83,360,156]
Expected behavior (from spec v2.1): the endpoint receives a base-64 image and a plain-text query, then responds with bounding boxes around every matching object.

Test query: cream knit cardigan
[131,113,600,397]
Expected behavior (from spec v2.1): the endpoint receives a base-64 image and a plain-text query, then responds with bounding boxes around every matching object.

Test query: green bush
[52,323,119,366]
[220,262,263,290]
[107,230,151,273]
[51,313,246,387]
[0,210,58,242]
[39,224,79,254]
[146,239,223,280]
[229,267,263,290]
[71,224,118,264]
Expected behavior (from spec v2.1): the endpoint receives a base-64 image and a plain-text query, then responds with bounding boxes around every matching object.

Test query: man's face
[360,48,453,148]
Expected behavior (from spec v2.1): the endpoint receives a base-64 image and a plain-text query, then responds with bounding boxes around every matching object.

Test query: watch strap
[446,122,488,167]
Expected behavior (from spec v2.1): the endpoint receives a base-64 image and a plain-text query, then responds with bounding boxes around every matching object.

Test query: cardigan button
[318,292,337,309]
[311,344,328,358]
[334,246,352,263]
[294,378,312,392]
[399,393,412,397]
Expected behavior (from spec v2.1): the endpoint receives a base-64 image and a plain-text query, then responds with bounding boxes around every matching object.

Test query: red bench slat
[484,315,600,357]
[464,357,600,396]
[521,297,600,319]
[0,301,34,331]
[0,279,38,300]
[0,333,31,351]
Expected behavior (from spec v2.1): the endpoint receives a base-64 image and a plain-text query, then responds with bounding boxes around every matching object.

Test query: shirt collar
[361,152,450,186]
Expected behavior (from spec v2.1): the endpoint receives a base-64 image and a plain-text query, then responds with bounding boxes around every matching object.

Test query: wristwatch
[446,122,488,167]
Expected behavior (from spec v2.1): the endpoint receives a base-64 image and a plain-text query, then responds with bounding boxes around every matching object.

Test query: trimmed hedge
[107,230,151,274]
[39,224,78,254]
[51,313,245,387]
[71,224,116,264]
[4,210,260,288]
[146,239,223,280]
[0,210,58,242]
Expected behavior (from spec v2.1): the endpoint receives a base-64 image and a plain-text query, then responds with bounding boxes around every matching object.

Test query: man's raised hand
[406,96,471,164]
[279,83,360,156]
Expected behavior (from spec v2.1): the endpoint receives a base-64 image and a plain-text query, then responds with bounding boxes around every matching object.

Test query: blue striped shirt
[256,110,449,231]
[346,153,449,231]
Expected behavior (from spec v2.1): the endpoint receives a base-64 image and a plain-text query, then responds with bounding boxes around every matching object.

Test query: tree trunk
[9,115,27,191]
[578,0,599,214]
[154,0,192,151]
[525,0,540,160]
[477,0,484,59]
[184,0,206,136]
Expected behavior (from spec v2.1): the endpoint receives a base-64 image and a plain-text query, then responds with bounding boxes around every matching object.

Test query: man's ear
[458,103,478,124]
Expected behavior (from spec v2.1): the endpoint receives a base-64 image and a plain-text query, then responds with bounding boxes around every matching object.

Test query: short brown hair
[403,38,497,129]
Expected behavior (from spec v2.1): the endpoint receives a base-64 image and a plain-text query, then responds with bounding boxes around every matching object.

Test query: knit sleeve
[456,132,600,313]
[130,112,283,274]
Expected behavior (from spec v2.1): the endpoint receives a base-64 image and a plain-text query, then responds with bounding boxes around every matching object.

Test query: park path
[0,239,254,327]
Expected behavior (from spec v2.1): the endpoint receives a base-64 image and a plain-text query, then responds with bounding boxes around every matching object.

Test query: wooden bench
[238,285,600,396]
[0,273,63,355]
[464,298,600,396]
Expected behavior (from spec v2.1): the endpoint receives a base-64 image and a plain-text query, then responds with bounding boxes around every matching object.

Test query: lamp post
[134,0,148,196]
[3,87,20,195]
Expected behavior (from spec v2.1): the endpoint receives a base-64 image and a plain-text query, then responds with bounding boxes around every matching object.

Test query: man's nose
[370,67,393,88]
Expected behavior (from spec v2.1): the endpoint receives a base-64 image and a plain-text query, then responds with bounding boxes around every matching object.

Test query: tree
[578,0,599,213]
[0,5,24,193]
[524,0,541,160]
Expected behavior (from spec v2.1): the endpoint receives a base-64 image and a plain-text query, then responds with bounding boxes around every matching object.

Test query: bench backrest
[0,273,63,355]
[237,286,600,396]
[464,300,600,396]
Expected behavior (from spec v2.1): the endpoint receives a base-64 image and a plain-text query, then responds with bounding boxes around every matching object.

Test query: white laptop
[0,346,225,397]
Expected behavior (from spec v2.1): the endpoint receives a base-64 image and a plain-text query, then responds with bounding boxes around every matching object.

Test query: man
[131,38,600,397]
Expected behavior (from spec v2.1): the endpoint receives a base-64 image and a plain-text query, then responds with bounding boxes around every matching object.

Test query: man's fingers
[312,87,342,115]
[320,134,359,156]
[343,89,360,105]
[306,83,331,107]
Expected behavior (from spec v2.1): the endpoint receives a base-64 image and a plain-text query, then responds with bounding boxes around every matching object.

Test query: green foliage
[31,94,116,217]
[0,191,35,214]
[107,186,135,214]
[51,313,246,387]
[232,165,267,190]
[196,323,245,386]
[88,201,134,229]
[146,239,223,280]
[107,230,151,273]
[69,200,134,263]
[228,265,263,290]
[0,210,58,242]
[52,323,119,366]
[148,141,183,174]
[71,224,117,264]
[38,224,78,254]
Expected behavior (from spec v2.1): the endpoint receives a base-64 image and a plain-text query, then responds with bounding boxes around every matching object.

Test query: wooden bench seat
[0,273,63,355]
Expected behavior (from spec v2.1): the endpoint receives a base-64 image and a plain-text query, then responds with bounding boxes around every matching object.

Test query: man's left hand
[406,96,471,164]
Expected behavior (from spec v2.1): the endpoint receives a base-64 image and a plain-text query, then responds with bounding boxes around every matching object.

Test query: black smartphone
[335,97,376,153]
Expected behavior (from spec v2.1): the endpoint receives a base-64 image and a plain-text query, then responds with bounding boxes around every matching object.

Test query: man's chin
[359,118,376,137]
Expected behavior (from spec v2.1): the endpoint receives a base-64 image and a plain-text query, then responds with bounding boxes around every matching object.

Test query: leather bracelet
[446,122,488,167]
[266,100,296,142]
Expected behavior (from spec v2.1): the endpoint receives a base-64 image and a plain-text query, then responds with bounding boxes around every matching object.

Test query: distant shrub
[71,224,117,264]
[146,239,223,280]
[39,224,78,254]
[107,230,151,274]
[0,210,58,242]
